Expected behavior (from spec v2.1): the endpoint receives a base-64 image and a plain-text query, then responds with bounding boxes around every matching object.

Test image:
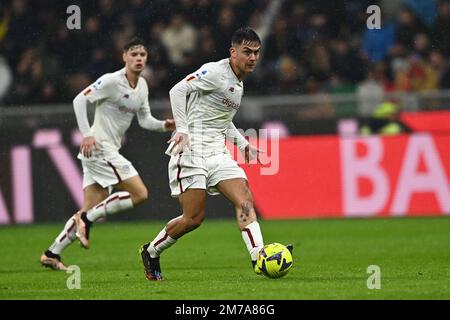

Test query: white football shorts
[78,151,139,189]
[168,151,247,197]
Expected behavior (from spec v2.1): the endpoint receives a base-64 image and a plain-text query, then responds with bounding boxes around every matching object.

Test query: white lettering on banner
[33,129,83,208]
[341,137,389,216]
[391,135,450,214]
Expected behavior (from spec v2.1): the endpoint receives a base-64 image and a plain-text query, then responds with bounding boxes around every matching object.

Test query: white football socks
[49,216,77,255]
[147,227,177,258]
[147,216,181,258]
[86,191,133,222]
[241,221,264,261]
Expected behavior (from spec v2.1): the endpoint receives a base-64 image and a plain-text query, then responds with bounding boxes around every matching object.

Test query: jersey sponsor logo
[118,106,137,114]
[222,98,240,110]
[123,94,129,99]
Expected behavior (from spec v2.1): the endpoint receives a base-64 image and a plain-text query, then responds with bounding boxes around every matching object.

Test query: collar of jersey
[228,59,243,84]
[121,68,139,90]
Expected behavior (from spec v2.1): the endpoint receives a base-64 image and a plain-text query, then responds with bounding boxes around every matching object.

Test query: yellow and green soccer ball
[256,243,293,278]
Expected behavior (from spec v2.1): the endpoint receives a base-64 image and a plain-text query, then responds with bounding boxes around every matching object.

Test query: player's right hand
[243,143,264,166]
[80,136,98,158]
[167,132,191,154]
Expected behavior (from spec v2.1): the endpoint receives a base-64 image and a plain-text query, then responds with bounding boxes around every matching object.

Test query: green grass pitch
[0,217,449,300]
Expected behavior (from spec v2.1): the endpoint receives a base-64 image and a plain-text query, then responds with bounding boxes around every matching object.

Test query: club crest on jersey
[123,94,129,99]
[229,87,235,93]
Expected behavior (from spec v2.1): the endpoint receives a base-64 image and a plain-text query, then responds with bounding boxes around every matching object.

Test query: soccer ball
[256,243,293,278]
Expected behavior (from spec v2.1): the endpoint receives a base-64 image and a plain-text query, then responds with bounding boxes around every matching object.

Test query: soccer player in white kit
[139,28,292,280]
[39,38,175,270]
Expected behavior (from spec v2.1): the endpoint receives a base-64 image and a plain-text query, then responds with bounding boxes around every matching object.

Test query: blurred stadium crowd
[0,0,449,107]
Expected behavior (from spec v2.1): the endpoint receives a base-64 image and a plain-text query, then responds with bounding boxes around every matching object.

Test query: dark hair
[231,27,261,46]
[124,37,147,52]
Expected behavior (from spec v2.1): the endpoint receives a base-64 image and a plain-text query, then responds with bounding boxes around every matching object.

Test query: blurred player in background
[40,38,175,270]
[139,27,292,281]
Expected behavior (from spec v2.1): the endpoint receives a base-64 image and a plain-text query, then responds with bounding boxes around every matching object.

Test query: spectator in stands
[284,3,308,59]
[395,53,438,92]
[0,0,450,107]
[359,101,412,135]
[194,27,220,68]
[161,13,198,67]
[263,17,289,68]
[395,6,428,51]
[431,0,450,57]
[2,0,37,67]
[372,61,395,92]
[277,55,303,94]
[429,50,450,89]
[403,0,437,27]
[330,37,365,84]
[97,0,120,34]
[356,68,385,117]
[412,33,431,59]
[143,21,171,95]
[212,6,237,58]
[304,13,330,43]
[0,5,9,43]
[305,43,331,85]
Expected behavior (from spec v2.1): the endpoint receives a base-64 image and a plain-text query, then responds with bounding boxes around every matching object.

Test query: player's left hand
[164,119,176,131]
[243,144,264,166]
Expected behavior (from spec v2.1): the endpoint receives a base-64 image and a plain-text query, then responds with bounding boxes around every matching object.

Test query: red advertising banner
[239,134,450,219]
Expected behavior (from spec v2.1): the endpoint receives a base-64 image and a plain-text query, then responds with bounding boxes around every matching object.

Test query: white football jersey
[171,58,244,155]
[81,68,163,152]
